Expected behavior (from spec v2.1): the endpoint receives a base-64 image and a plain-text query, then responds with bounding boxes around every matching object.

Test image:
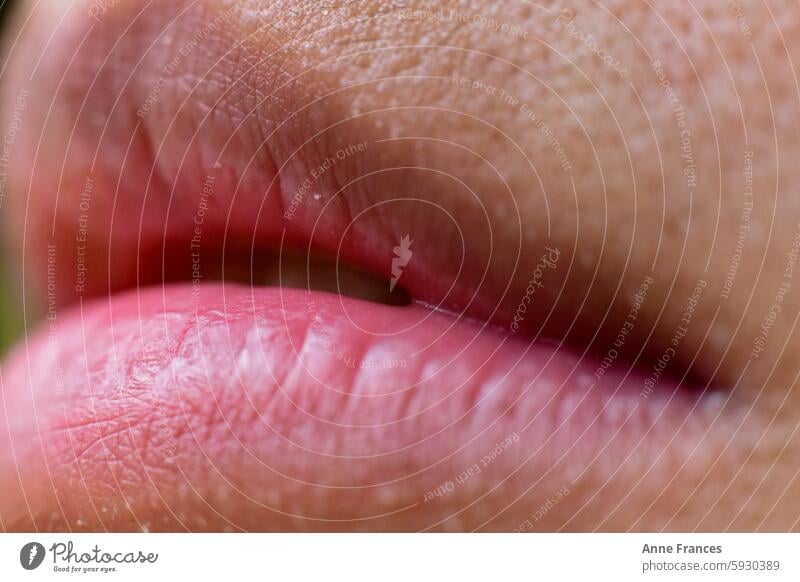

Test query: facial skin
[0,0,799,531]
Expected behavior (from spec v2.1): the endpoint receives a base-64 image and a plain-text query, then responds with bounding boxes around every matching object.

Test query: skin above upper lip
[3,0,797,531]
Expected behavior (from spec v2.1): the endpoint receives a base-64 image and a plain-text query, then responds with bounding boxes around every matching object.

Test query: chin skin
[1,0,800,531]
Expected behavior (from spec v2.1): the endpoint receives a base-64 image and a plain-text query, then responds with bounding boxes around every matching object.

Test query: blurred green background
[0,0,23,356]
[0,253,20,356]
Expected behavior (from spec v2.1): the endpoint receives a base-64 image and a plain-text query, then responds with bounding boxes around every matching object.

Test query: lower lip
[3,282,707,528]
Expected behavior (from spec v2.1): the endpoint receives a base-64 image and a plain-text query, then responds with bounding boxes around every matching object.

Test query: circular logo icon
[20,542,46,570]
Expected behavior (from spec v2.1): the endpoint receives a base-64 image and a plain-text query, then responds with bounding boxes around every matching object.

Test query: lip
[0,277,717,531]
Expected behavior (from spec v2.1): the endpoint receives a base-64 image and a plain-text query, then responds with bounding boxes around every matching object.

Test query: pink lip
[0,280,707,530]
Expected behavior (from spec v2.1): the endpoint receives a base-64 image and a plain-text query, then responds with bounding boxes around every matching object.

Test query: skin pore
[1,0,799,531]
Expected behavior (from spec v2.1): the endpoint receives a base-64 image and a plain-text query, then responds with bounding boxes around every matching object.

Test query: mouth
[0,2,733,532]
[2,180,724,532]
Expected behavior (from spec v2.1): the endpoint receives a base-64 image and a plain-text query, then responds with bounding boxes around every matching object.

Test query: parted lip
[0,95,721,531]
